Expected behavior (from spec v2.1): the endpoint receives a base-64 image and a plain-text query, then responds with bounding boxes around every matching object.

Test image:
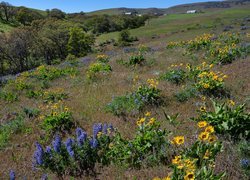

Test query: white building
[187,10,197,14]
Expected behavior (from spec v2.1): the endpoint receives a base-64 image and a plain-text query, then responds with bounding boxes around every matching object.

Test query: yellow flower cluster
[147,79,159,88]
[171,136,185,146]
[172,155,196,178]
[195,63,227,91]
[136,112,156,127]
[197,121,217,143]
[38,101,70,120]
[96,54,108,59]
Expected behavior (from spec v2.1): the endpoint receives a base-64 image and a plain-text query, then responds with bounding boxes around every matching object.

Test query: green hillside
[97,7,250,43]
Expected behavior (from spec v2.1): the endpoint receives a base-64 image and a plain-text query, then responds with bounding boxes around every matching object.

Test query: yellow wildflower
[145,112,151,117]
[171,136,185,146]
[172,155,181,164]
[197,121,208,128]
[200,106,206,112]
[199,132,210,141]
[205,126,214,133]
[203,150,210,159]
[184,172,195,180]
[228,100,235,106]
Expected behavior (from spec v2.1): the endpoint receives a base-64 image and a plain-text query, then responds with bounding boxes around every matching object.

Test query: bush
[33,123,115,178]
[161,68,187,85]
[175,87,196,102]
[194,100,250,140]
[96,54,109,63]
[107,114,170,168]
[0,91,18,102]
[156,121,225,180]
[128,53,145,66]
[40,102,74,135]
[0,115,25,149]
[86,62,112,80]
[106,79,162,117]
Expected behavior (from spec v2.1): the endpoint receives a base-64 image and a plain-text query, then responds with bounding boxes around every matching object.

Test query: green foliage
[175,87,196,102]
[23,107,40,118]
[195,100,250,140]
[0,91,18,102]
[0,115,25,149]
[40,103,74,135]
[67,27,95,57]
[30,65,78,81]
[128,53,145,66]
[86,62,112,80]
[105,95,143,117]
[107,116,169,168]
[42,110,74,135]
[165,122,225,180]
[117,29,137,46]
[161,69,187,85]
[106,79,161,117]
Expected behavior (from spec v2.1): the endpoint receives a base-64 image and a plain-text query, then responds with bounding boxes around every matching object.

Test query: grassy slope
[0,5,250,179]
[97,7,250,43]
[0,21,14,32]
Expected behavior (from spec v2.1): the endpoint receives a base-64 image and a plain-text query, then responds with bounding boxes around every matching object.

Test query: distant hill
[88,0,250,15]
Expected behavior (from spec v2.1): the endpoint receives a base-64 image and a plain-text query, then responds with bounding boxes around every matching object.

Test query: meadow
[0,4,250,180]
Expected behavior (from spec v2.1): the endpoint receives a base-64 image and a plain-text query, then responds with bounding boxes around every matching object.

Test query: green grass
[97,7,250,43]
[0,21,15,32]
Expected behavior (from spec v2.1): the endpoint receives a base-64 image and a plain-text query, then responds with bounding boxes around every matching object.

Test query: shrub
[161,66,187,85]
[128,53,145,66]
[30,65,78,81]
[0,91,18,102]
[156,121,225,180]
[0,115,25,149]
[33,123,115,178]
[194,100,250,140]
[23,107,40,118]
[105,95,143,117]
[106,79,162,117]
[40,102,74,135]
[86,62,112,80]
[175,87,196,102]
[107,114,170,168]
[96,54,109,63]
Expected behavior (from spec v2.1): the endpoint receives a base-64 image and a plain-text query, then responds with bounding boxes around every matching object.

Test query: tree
[67,27,95,57]
[118,29,131,46]
[48,8,65,19]
[16,7,43,25]
[0,1,14,22]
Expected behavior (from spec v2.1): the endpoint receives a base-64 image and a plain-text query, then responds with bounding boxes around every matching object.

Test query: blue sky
[6,0,222,13]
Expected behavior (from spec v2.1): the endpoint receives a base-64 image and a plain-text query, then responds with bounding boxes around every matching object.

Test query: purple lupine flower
[93,123,102,138]
[76,127,84,138]
[41,174,48,180]
[108,123,114,132]
[65,138,74,157]
[9,170,15,180]
[90,138,98,148]
[77,132,87,146]
[52,135,61,153]
[34,142,44,166]
[103,123,108,134]
[45,146,51,154]
[241,159,249,168]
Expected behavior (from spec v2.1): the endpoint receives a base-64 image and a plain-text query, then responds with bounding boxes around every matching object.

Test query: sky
[6,0,223,13]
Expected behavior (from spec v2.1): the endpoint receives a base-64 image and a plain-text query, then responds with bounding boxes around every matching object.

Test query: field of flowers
[0,14,250,180]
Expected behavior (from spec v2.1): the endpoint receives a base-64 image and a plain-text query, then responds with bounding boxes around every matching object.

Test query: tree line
[0,1,152,76]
